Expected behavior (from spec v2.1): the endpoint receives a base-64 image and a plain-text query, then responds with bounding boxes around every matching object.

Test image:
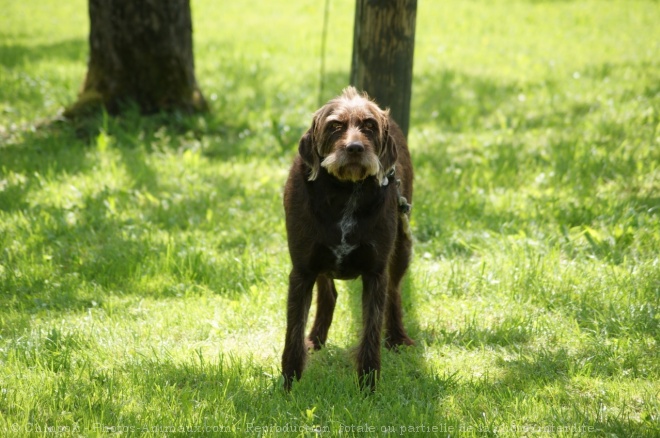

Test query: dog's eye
[363,120,376,131]
[329,122,343,132]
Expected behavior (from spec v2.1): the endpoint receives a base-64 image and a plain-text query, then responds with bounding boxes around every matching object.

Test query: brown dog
[281,87,414,391]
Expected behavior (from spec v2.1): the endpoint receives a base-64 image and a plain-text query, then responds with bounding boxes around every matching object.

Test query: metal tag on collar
[381,166,396,186]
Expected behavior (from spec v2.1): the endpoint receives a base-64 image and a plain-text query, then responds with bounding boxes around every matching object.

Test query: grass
[1,0,659,436]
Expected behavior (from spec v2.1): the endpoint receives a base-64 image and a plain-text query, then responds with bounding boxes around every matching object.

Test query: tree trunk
[65,0,207,117]
[350,0,417,138]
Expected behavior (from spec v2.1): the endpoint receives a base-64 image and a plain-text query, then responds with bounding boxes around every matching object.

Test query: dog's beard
[321,152,381,182]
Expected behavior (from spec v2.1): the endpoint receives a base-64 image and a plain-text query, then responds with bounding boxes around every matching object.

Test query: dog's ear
[298,125,321,181]
[379,117,398,178]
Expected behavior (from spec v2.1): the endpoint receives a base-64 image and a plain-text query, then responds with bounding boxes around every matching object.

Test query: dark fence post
[350,0,417,138]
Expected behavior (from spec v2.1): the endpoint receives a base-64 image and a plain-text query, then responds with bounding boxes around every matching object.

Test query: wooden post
[65,0,207,117]
[350,0,417,138]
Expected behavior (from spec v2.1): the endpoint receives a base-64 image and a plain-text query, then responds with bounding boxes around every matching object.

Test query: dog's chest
[331,194,360,265]
[316,184,384,270]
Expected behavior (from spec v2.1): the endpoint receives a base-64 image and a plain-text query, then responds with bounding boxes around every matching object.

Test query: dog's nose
[346,141,364,154]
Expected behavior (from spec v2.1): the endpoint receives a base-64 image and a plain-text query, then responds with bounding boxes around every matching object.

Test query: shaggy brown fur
[281,87,414,391]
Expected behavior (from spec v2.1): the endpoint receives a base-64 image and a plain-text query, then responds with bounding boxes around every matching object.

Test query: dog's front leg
[357,272,388,391]
[282,269,315,391]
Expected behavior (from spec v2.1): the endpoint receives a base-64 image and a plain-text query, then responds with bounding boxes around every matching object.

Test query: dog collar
[380,167,397,187]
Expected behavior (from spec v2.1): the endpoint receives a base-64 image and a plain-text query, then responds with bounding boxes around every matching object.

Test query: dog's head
[298,87,397,183]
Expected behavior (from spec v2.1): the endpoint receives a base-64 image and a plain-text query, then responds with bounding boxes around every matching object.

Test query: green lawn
[1,0,659,436]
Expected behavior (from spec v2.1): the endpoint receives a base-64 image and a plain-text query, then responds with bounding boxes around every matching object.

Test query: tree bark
[350,0,417,138]
[65,0,207,117]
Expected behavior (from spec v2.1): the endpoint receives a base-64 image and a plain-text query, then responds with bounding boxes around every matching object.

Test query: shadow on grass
[0,38,87,68]
[0,165,265,314]
[0,104,294,319]
[115,333,653,435]
[0,123,94,212]
[411,60,660,132]
[412,69,520,131]
[117,346,460,433]
[0,70,370,321]
[0,53,328,330]
[418,317,534,349]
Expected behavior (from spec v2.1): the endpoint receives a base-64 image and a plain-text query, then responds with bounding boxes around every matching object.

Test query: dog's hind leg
[307,275,338,350]
[282,269,315,391]
[384,224,415,349]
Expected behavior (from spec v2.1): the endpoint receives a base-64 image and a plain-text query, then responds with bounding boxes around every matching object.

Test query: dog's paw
[385,336,415,350]
[306,333,328,351]
[358,369,379,393]
[304,337,316,351]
